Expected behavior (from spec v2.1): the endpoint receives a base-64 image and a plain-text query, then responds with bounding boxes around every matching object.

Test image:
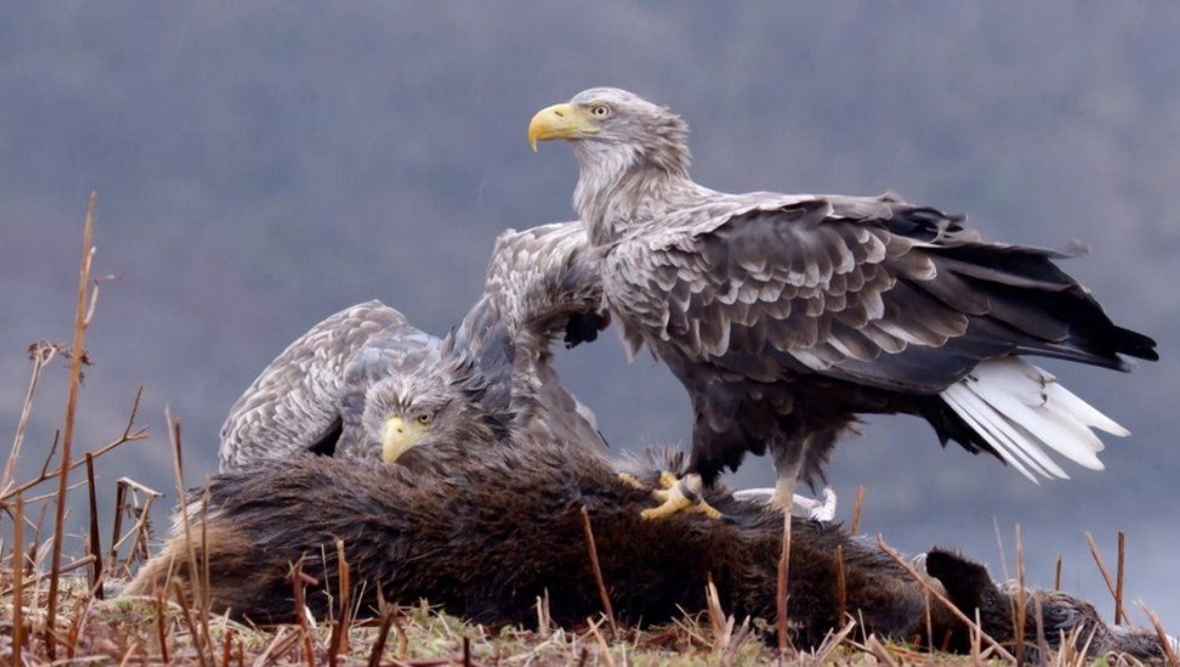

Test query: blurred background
[3,2,1177,627]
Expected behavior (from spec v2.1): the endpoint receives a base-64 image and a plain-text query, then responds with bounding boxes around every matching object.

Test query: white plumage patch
[940,358,1128,482]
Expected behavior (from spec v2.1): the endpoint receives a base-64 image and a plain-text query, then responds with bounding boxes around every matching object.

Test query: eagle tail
[939,358,1124,481]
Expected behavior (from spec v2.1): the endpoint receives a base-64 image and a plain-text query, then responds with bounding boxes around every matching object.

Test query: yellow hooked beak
[382,416,427,463]
[528,103,600,151]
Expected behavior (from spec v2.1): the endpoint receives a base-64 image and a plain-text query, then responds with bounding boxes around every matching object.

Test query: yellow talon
[617,472,647,490]
[640,473,724,521]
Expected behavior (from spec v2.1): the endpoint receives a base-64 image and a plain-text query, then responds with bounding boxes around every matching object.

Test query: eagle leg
[640,472,723,521]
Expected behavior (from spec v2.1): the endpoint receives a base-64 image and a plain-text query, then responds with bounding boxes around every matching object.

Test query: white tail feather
[939,358,1123,481]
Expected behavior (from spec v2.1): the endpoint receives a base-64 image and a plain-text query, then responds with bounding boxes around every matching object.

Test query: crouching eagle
[528,87,1158,520]
[219,221,608,471]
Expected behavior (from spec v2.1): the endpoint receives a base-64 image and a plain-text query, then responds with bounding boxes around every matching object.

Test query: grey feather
[218,221,607,472]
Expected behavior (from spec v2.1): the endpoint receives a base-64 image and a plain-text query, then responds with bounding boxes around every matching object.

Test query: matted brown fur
[127,445,1168,659]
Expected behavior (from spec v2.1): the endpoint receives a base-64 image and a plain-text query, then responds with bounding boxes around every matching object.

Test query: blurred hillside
[2,3,1177,627]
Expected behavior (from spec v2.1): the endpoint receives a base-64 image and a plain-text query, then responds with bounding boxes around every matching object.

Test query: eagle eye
[416,413,432,425]
[589,102,612,119]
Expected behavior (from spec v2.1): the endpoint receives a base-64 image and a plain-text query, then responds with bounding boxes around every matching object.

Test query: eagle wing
[458,221,609,452]
[219,300,438,471]
[607,193,1157,395]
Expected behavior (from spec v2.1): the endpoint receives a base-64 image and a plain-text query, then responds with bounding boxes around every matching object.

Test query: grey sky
[2,2,1177,628]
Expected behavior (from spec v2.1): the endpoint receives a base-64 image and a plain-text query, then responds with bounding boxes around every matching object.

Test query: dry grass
[2,195,1172,665]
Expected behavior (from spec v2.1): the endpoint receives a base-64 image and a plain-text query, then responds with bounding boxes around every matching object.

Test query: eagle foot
[639,472,723,521]
[731,485,837,522]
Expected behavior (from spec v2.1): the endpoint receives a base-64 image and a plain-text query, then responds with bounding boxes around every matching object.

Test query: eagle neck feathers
[572,138,696,248]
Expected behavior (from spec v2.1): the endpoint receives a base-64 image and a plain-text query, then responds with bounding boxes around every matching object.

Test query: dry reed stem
[775,510,791,654]
[85,452,103,599]
[835,544,847,623]
[169,409,212,667]
[155,585,171,663]
[13,492,25,664]
[810,617,857,663]
[1032,594,1049,665]
[535,589,552,637]
[367,608,398,667]
[857,634,899,667]
[1015,524,1026,665]
[1084,531,1128,625]
[1136,601,1179,667]
[579,505,618,635]
[585,616,616,667]
[993,516,1010,583]
[1054,555,1062,592]
[2,342,58,495]
[1115,530,1125,626]
[876,535,1017,662]
[328,538,353,664]
[704,573,732,652]
[850,485,866,534]
[255,626,298,667]
[172,579,211,667]
[46,192,97,658]
[290,557,317,667]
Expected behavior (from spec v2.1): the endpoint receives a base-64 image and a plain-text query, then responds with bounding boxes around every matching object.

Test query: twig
[850,486,866,534]
[111,476,163,571]
[579,506,617,635]
[1,386,147,504]
[46,191,98,658]
[876,535,1017,662]
[1054,555,1062,592]
[2,341,58,495]
[1084,531,1128,624]
[2,555,96,597]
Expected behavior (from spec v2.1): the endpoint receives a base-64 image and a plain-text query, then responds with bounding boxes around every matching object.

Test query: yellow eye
[589,103,612,119]
[416,414,432,425]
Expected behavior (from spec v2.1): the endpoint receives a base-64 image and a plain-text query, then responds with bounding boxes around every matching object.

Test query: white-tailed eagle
[528,87,1158,520]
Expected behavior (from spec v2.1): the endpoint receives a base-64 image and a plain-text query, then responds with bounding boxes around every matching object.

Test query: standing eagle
[219,221,607,471]
[528,87,1158,519]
